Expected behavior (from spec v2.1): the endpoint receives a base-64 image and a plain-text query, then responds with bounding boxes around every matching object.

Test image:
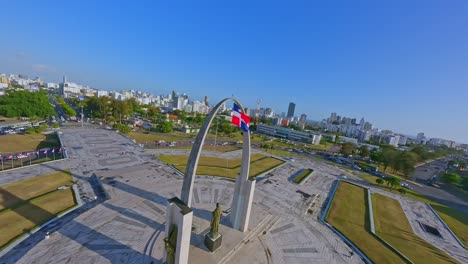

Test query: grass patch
[372,193,459,264]
[267,149,294,157]
[0,169,76,250]
[430,204,468,248]
[129,131,194,143]
[0,188,76,250]
[148,144,241,153]
[353,172,468,247]
[160,154,284,179]
[292,169,313,184]
[0,133,60,153]
[129,130,247,144]
[0,170,74,211]
[326,182,405,264]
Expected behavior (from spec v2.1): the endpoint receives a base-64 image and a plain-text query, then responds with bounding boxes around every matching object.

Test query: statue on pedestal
[210,203,222,239]
[165,225,178,264]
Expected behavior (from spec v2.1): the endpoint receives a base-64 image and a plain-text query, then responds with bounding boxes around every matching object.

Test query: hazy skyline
[1,1,467,143]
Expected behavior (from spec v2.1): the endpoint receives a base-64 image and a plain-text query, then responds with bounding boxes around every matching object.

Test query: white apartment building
[257,124,321,144]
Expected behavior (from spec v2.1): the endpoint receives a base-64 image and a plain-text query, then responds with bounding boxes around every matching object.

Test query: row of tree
[341,142,462,179]
[375,177,407,194]
[0,89,55,118]
[55,96,76,117]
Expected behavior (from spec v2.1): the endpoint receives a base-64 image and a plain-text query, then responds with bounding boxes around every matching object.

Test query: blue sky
[1,1,467,143]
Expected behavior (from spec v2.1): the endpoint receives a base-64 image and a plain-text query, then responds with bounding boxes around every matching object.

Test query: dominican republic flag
[35,151,39,156]
[58,148,62,153]
[51,149,55,153]
[232,103,251,132]
[43,150,48,155]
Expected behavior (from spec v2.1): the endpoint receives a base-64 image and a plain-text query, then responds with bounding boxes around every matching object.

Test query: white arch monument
[165,98,255,264]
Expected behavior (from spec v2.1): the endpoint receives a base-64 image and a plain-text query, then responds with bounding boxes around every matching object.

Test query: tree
[358,146,370,157]
[157,121,173,133]
[113,123,131,134]
[36,123,48,133]
[52,122,59,128]
[386,176,401,191]
[380,148,397,172]
[26,127,36,134]
[398,188,407,195]
[376,178,384,186]
[461,177,468,190]
[393,151,418,178]
[0,89,55,118]
[441,173,462,184]
[262,143,273,152]
[147,106,160,117]
[458,160,466,170]
[340,142,356,156]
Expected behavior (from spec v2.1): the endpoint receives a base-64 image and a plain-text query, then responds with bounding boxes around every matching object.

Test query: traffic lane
[412,183,468,214]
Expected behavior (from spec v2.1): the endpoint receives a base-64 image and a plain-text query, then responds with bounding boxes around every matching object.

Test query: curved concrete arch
[180,98,254,231]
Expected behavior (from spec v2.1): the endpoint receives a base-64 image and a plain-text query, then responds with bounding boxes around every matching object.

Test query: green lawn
[353,172,468,247]
[372,193,459,264]
[0,133,60,153]
[129,131,194,143]
[159,153,284,179]
[293,169,313,184]
[0,170,74,210]
[326,182,405,264]
[0,169,76,250]
[129,130,248,144]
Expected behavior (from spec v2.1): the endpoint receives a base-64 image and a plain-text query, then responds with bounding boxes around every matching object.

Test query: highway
[411,158,468,214]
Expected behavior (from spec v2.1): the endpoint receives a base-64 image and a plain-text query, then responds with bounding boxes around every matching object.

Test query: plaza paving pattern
[0,128,466,264]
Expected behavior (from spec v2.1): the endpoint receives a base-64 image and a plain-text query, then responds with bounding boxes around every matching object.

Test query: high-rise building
[359,118,365,129]
[287,102,295,118]
[417,132,425,141]
[299,114,307,123]
[204,96,209,106]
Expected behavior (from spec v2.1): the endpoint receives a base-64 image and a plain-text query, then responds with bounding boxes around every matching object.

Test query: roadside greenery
[441,173,462,184]
[55,96,76,117]
[0,89,54,118]
[113,123,131,134]
[369,145,462,179]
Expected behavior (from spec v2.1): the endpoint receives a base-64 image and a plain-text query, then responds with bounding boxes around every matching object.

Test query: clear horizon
[1,1,467,143]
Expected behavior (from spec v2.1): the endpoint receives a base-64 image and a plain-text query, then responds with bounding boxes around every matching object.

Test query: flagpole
[29,153,32,165]
[11,155,13,169]
[1,157,3,171]
[21,154,23,167]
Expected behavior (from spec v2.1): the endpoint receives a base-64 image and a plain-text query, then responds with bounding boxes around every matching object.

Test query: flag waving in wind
[232,103,251,132]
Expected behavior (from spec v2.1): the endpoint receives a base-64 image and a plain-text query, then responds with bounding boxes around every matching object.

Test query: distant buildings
[287,102,295,118]
[299,114,307,123]
[256,123,321,144]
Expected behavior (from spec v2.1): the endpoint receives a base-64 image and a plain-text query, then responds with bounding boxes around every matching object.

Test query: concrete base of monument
[204,233,222,252]
[188,202,272,264]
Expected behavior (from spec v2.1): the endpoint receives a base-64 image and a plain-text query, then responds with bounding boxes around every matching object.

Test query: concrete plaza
[0,127,465,264]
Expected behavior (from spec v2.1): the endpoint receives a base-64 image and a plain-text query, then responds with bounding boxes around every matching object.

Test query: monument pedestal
[204,233,222,252]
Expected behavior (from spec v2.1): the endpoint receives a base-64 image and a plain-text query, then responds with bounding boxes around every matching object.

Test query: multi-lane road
[411,158,468,214]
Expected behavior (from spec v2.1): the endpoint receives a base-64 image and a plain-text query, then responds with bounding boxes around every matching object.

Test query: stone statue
[210,203,222,238]
[165,225,177,264]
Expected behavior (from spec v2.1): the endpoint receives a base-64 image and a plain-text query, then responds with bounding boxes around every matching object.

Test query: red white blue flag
[232,103,251,132]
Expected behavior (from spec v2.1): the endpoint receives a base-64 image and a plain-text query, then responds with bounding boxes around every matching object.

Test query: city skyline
[1,1,467,142]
